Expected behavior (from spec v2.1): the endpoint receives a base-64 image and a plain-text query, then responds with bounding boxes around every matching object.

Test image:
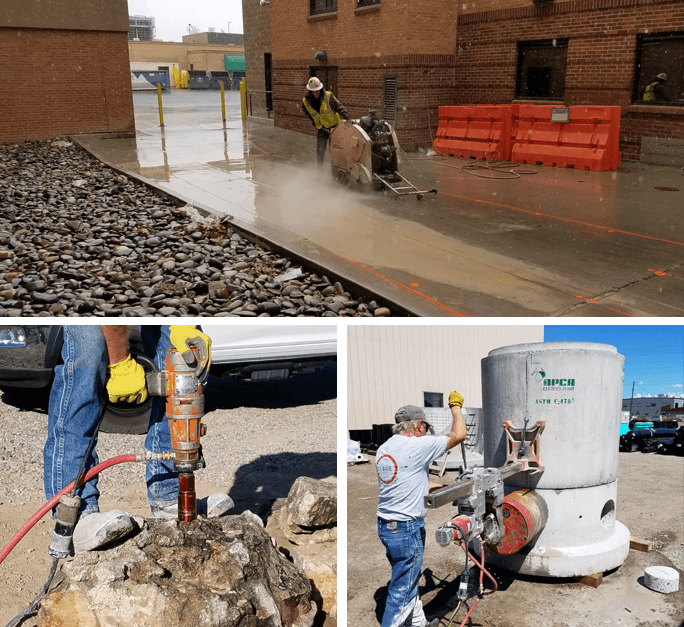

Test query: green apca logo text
[532,367,575,390]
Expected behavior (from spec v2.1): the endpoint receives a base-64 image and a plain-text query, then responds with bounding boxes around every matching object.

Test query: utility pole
[628,381,635,419]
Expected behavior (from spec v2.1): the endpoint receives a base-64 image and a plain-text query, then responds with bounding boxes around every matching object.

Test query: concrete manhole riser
[482,342,631,577]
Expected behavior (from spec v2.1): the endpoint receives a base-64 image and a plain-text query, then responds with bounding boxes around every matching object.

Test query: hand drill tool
[145,346,207,522]
[2,346,208,627]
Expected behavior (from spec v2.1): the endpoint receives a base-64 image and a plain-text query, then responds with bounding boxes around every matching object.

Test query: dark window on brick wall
[633,32,684,105]
[309,66,338,93]
[310,0,337,15]
[357,0,381,6]
[515,39,568,100]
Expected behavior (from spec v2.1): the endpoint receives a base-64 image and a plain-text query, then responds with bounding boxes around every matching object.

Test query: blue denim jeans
[378,518,426,627]
[44,325,177,513]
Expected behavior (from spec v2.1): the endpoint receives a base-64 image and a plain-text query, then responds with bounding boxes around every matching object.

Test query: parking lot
[348,450,684,627]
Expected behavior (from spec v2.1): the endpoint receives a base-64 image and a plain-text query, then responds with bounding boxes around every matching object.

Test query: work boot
[150,492,234,519]
[72,510,135,553]
[150,501,178,519]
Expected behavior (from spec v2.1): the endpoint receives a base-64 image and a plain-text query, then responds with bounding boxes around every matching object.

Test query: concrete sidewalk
[74,90,684,317]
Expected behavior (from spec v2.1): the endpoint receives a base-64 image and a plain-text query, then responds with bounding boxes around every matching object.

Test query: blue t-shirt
[376,434,447,521]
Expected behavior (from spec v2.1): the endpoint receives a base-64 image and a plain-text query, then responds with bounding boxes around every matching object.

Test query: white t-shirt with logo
[376,434,448,521]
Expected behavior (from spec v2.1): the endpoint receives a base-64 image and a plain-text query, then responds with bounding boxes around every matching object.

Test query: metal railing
[247,89,273,119]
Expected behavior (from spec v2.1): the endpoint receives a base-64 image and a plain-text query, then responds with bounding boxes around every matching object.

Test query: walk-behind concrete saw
[329,111,437,199]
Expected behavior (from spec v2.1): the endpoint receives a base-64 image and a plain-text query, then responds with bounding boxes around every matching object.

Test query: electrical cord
[459,542,498,595]
[453,524,469,580]
[5,557,59,627]
[454,525,470,601]
[441,523,470,627]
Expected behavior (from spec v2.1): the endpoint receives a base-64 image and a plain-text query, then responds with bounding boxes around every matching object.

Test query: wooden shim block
[630,537,652,552]
[428,481,445,493]
[579,573,603,588]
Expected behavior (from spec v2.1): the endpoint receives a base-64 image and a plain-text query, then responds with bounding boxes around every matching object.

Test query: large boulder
[38,512,317,627]
[279,477,336,545]
[268,478,337,625]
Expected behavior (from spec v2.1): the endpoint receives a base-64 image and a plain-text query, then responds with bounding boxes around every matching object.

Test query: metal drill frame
[425,461,523,510]
[502,420,545,473]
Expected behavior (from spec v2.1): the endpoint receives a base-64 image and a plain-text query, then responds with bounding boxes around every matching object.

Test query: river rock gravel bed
[0,139,392,317]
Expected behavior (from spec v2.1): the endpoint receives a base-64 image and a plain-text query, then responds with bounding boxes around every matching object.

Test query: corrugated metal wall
[347,325,543,431]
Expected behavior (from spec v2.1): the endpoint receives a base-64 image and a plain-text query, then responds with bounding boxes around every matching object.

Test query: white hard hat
[307,77,324,91]
[657,73,668,81]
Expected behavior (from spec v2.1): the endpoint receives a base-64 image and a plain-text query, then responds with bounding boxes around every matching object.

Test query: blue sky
[544,325,684,399]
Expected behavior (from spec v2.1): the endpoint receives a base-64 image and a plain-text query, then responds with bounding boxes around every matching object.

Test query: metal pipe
[157,83,164,127]
[425,462,523,510]
[178,473,197,522]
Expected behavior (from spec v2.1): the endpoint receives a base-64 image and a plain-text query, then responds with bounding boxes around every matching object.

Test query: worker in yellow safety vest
[643,73,671,102]
[302,77,351,164]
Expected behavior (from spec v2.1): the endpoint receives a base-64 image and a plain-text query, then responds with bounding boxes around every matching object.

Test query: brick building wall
[275,54,455,149]
[0,0,134,144]
[454,0,684,159]
[242,0,272,116]
[0,28,134,143]
[263,0,458,148]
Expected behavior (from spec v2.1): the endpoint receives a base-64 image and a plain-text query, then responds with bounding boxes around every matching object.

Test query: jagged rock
[278,478,336,546]
[291,550,337,622]
[38,513,317,627]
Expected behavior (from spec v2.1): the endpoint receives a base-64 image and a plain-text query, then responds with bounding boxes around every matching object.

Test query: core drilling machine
[1,346,210,627]
[145,345,207,523]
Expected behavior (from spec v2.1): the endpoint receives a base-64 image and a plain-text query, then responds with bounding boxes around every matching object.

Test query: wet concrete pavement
[74,90,684,317]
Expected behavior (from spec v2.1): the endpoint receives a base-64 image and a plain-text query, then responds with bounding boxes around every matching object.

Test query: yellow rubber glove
[448,391,464,408]
[170,326,212,380]
[106,355,148,404]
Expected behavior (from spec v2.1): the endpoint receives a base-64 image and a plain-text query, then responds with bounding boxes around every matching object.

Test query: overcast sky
[128,0,244,42]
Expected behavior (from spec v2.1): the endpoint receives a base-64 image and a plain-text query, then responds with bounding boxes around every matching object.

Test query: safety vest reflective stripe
[302,91,341,129]
[644,82,658,101]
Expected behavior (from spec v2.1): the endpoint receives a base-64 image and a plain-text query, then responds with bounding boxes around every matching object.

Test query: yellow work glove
[107,355,148,404]
[170,326,212,381]
[448,391,464,408]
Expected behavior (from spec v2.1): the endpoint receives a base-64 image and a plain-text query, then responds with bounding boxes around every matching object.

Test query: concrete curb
[69,133,420,317]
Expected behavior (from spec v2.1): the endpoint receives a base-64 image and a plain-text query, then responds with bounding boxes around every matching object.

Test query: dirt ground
[348,451,684,627]
[0,367,337,626]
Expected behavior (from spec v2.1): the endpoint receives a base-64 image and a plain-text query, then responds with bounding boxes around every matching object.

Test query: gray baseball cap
[394,405,432,431]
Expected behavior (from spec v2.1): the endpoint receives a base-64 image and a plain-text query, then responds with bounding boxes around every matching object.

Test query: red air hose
[0,454,137,565]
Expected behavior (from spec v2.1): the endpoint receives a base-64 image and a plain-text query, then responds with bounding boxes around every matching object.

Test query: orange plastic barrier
[511,105,621,171]
[433,106,513,160]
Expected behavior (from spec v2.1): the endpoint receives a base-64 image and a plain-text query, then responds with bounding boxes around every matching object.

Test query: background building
[622,395,684,419]
[242,0,684,162]
[129,36,245,89]
[347,325,544,437]
[0,0,134,143]
[454,0,684,161]
[183,32,244,46]
[128,15,155,41]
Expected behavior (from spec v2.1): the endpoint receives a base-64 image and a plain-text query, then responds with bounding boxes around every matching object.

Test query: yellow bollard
[220,81,226,124]
[157,83,164,127]
[240,78,247,121]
